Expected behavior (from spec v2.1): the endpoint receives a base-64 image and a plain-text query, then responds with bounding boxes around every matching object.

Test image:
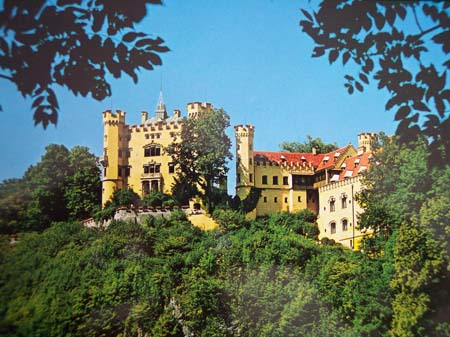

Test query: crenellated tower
[357,132,378,154]
[234,124,255,200]
[101,110,128,206]
[187,102,213,119]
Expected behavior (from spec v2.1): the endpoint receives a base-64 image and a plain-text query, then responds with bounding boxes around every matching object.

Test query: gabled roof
[339,151,372,180]
[316,145,353,170]
[253,151,324,167]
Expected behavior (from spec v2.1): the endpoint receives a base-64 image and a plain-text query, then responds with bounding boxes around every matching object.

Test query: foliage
[357,133,450,336]
[107,187,140,208]
[300,2,450,165]
[142,190,177,208]
[280,134,338,153]
[65,146,102,220]
[0,0,168,127]
[0,145,101,233]
[170,108,232,212]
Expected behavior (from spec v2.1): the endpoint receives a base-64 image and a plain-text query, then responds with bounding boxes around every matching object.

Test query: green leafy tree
[65,146,102,220]
[300,2,450,165]
[0,179,31,234]
[23,144,71,229]
[0,0,169,127]
[171,108,232,211]
[280,134,338,153]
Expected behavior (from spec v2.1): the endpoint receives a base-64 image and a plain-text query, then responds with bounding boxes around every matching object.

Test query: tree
[280,134,337,153]
[300,2,450,165]
[65,146,102,220]
[170,108,232,211]
[0,0,169,127]
[0,144,101,232]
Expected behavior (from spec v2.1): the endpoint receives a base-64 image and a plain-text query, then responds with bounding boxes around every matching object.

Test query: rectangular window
[249,173,253,183]
[169,163,175,174]
[283,176,289,185]
[262,175,268,184]
[284,197,288,203]
[103,167,107,176]
[237,173,241,184]
[330,199,336,212]
[144,145,161,157]
[125,167,130,177]
[249,158,253,165]
[274,197,278,203]
[331,222,336,234]
[298,196,301,202]
[263,196,267,203]
[273,176,278,185]
[342,196,347,209]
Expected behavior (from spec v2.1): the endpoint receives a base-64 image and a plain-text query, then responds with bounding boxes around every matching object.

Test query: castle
[101,96,376,250]
[100,93,213,206]
[235,125,377,249]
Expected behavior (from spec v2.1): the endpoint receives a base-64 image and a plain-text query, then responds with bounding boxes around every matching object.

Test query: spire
[155,90,167,119]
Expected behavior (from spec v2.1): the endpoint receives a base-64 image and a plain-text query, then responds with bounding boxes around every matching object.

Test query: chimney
[312,147,317,155]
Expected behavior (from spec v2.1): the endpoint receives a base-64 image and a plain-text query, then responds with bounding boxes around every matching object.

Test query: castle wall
[317,176,367,249]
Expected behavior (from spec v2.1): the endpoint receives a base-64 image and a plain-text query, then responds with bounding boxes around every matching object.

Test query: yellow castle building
[100,93,213,205]
[235,125,377,249]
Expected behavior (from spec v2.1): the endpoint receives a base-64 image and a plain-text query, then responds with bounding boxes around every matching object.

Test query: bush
[213,209,246,231]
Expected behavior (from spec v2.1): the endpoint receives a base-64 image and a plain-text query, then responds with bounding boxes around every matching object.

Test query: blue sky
[0,0,398,192]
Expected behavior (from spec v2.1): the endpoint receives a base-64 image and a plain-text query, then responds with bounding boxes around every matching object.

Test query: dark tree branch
[412,6,424,33]
[0,74,14,81]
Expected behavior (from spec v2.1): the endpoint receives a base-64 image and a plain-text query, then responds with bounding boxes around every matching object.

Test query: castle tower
[357,132,378,153]
[155,91,167,120]
[187,102,213,119]
[101,110,127,206]
[234,125,255,200]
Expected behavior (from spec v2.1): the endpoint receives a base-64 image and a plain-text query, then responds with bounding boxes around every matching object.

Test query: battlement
[234,124,255,138]
[128,119,181,133]
[187,101,213,119]
[103,110,126,125]
[357,132,378,152]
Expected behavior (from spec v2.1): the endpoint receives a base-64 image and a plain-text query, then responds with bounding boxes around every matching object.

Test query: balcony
[141,172,162,179]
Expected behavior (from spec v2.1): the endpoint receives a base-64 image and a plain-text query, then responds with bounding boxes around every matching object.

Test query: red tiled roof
[338,151,372,180]
[253,151,324,167]
[316,145,352,171]
[253,145,352,169]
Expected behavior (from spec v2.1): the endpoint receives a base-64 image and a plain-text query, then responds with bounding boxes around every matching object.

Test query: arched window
[330,222,336,234]
[342,219,348,231]
[341,193,347,209]
[329,197,336,212]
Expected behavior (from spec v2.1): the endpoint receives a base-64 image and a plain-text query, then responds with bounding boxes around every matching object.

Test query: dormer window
[354,158,360,167]
[323,156,330,162]
[340,162,347,169]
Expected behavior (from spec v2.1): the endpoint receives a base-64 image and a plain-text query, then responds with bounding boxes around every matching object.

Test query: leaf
[123,32,139,43]
[347,85,354,95]
[301,9,313,22]
[32,95,45,108]
[344,74,354,81]
[394,105,411,121]
[412,101,431,112]
[434,97,445,117]
[312,46,325,57]
[135,38,155,48]
[328,49,339,64]
[342,52,350,65]
[355,81,363,92]
[359,73,369,84]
